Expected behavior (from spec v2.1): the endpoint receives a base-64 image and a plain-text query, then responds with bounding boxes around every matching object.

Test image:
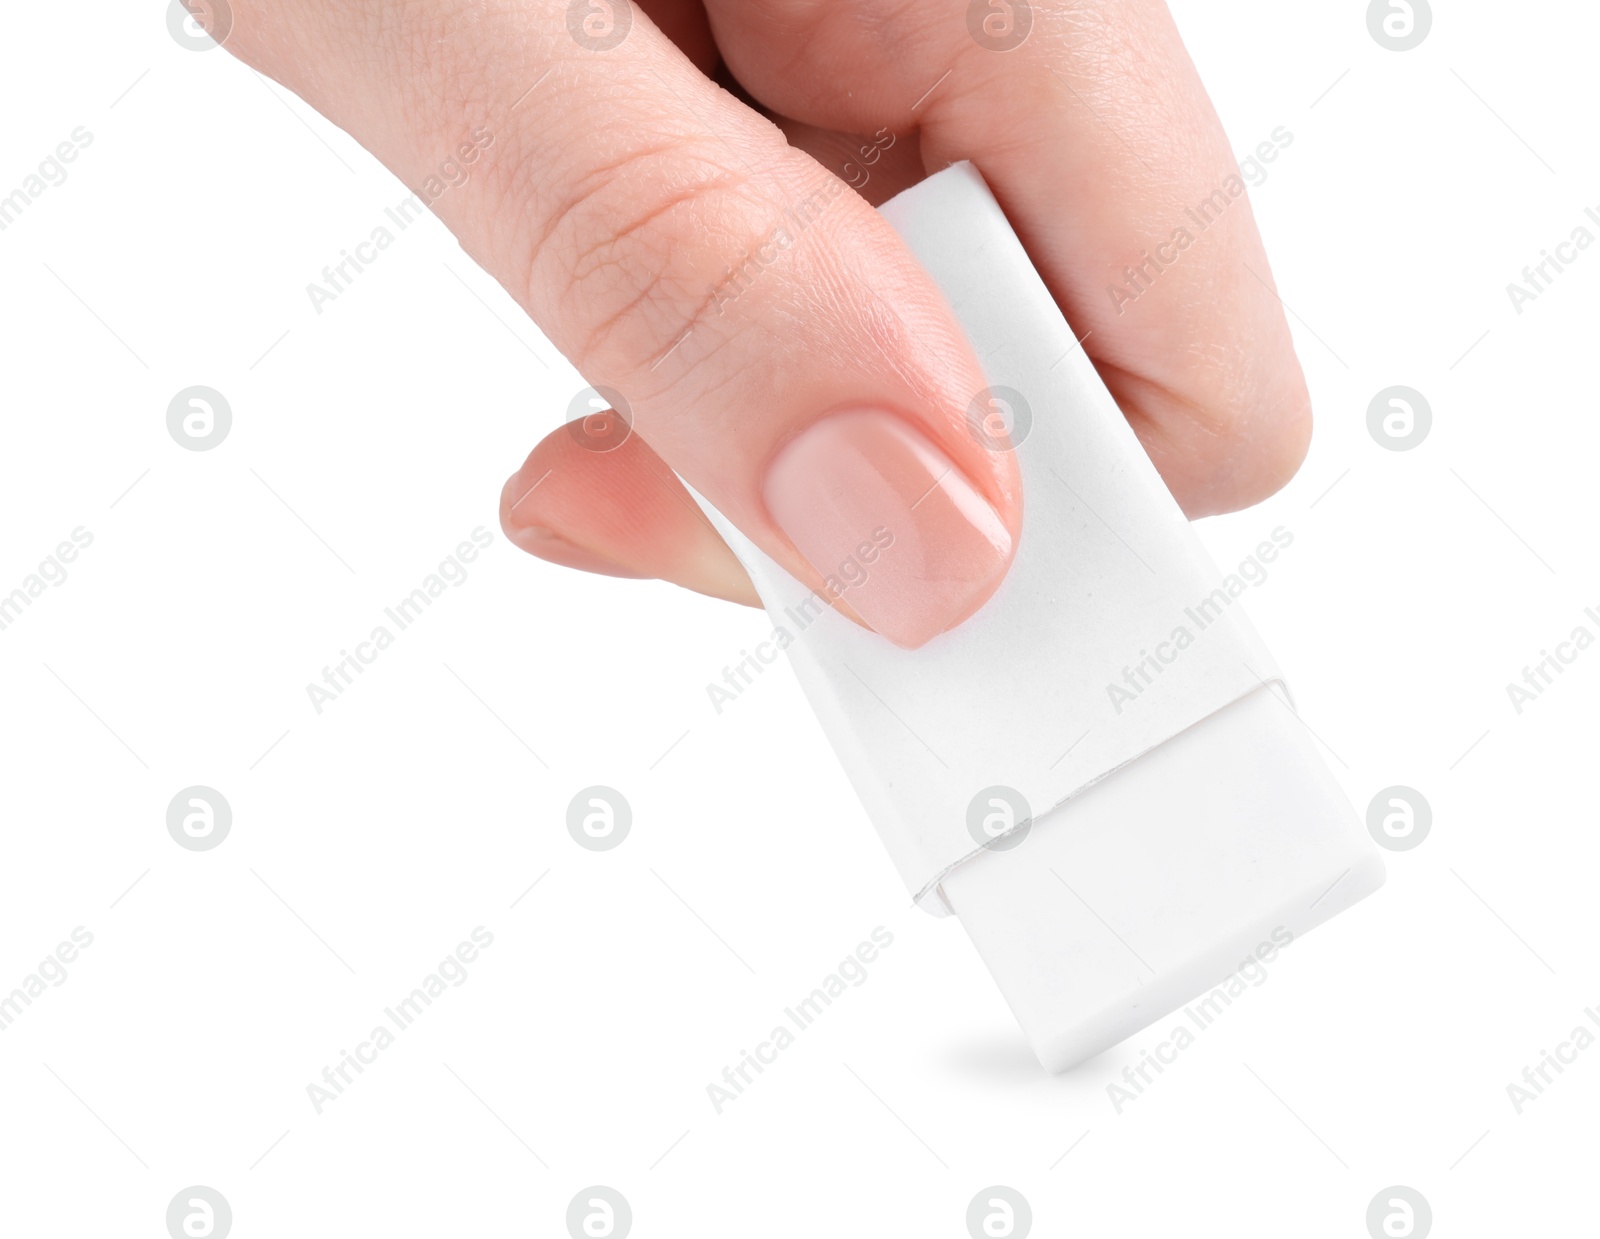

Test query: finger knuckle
[526,142,767,372]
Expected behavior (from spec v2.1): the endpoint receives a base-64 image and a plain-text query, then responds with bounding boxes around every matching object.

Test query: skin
[207,0,1312,630]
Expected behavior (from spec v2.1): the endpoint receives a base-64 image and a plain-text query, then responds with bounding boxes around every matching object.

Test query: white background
[1,1,1596,1235]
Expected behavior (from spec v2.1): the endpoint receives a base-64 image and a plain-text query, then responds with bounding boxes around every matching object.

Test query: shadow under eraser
[687,162,1385,1072]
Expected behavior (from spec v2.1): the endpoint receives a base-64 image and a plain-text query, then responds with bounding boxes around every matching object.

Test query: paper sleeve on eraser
[686,163,1282,913]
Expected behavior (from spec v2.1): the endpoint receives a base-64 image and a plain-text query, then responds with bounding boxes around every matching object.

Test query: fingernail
[762,408,1013,648]
[505,523,650,579]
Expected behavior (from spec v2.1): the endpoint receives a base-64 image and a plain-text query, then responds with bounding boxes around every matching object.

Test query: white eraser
[688,162,1385,1071]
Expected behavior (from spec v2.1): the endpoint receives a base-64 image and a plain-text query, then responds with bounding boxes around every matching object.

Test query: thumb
[224,0,1020,646]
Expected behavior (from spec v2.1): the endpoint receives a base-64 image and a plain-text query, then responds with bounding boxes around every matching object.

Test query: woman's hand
[212,0,1310,647]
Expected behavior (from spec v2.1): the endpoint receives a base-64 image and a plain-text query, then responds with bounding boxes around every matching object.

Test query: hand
[215,0,1310,647]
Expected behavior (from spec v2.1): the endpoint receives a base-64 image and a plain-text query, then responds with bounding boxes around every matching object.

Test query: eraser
[687,162,1385,1071]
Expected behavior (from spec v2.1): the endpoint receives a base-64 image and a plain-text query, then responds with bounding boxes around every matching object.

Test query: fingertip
[504,520,653,579]
[499,431,762,607]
